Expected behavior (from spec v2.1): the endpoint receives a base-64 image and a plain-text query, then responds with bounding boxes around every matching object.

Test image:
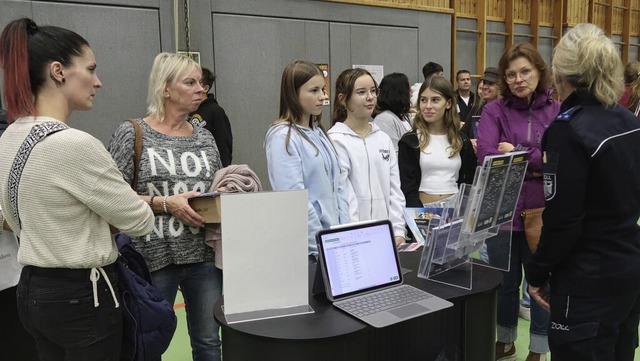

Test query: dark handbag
[522,207,544,252]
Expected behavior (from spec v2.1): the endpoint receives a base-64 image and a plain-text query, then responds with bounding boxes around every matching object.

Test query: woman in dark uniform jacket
[526,23,640,361]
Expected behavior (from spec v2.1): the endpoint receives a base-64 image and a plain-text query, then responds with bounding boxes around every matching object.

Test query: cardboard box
[189,192,221,223]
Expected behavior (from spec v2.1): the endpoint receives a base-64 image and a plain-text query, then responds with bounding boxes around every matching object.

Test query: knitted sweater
[0,116,154,268]
[109,118,222,271]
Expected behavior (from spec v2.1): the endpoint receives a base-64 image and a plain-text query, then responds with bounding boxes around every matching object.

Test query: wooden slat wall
[593,2,606,30]
[458,0,476,16]
[321,0,638,61]
[486,0,505,19]
[540,0,555,25]
[565,0,589,25]
[632,0,640,35]
[328,0,638,36]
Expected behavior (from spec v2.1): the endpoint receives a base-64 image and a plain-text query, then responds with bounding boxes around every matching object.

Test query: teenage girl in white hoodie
[328,68,406,246]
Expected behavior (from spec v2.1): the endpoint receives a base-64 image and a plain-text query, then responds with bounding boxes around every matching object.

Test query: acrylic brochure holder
[220,190,313,324]
[417,152,529,290]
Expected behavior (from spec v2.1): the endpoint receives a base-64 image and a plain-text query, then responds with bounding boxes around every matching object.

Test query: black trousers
[0,285,40,360]
[549,289,640,361]
[17,264,122,361]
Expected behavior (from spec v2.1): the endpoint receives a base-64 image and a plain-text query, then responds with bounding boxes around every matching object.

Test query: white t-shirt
[418,134,461,195]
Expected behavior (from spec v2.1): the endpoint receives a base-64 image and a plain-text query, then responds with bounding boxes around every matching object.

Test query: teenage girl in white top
[328,68,406,246]
[398,76,476,208]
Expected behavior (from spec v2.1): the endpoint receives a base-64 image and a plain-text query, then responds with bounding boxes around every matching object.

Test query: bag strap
[127,119,143,189]
[8,121,69,229]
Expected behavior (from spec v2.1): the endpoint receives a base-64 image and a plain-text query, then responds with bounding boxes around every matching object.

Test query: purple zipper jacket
[477,89,560,230]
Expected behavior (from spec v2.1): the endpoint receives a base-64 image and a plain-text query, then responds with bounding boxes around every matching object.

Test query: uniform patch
[542,151,559,201]
[554,106,582,122]
[543,173,556,201]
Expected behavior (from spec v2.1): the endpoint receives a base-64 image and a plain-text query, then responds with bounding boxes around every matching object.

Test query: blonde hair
[147,52,201,121]
[552,23,623,106]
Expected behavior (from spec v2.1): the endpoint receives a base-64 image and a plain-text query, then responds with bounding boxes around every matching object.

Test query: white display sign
[352,64,384,85]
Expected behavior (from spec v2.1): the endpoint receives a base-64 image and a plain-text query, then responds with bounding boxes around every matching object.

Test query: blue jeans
[16,264,122,361]
[487,231,550,353]
[151,261,222,361]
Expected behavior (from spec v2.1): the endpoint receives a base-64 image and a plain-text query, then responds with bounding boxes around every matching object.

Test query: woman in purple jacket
[476,43,560,361]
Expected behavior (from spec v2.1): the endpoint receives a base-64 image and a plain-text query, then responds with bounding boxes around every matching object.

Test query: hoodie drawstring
[90,267,120,308]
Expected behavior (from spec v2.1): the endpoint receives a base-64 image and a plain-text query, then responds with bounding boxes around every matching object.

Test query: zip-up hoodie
[328,122,406,239]
[477,89,560,231]
[264,122,350,255]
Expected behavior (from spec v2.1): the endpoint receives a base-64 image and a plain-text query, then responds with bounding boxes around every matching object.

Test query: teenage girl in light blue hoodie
[264,60,350,256]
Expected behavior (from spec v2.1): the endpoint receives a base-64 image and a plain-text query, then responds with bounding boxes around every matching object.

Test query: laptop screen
[316,220,402,300]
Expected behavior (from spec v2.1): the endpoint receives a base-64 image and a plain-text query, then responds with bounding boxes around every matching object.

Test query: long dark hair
[375,72,411,119]
[275,60,327,155]
[0,18,89,122]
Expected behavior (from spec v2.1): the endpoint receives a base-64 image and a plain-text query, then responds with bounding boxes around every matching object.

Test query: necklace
[347,122,371,138]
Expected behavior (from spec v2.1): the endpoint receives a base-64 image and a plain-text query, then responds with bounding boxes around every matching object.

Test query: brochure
[473,154,512,232]
[402,207,447,246]
[495,152,529,224]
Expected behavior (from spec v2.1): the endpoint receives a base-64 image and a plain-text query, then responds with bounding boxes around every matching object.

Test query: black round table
[214,251,502,361]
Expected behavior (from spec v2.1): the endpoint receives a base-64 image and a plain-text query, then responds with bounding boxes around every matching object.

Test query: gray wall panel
[486,22,505,69]
[417,12,451,84]
[30,3,162,144]
[1,0,166,146]
[631,37,639,60]
[213,15,419,189]
[538,26,554,66]
[212,14,329,188]
[456,18,478,78]
[328,22,352,89]
[332,23,418,85]
[349,24,418,77]
[211,0,419,27]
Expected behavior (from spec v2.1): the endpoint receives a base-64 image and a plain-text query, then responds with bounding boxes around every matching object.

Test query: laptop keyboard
[336,285,434,317]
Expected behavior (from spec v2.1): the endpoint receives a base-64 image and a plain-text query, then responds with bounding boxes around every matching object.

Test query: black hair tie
[26,19,39,35]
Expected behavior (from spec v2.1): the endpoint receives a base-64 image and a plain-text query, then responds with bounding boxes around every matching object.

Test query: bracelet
[162,195,168,213]
[149,195,156,208]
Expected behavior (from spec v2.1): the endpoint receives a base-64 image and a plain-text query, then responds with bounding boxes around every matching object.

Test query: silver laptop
[316,219,453,328]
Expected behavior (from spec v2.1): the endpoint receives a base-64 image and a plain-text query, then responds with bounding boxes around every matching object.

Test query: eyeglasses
[354,88,379,98]
[505,68,534,83]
